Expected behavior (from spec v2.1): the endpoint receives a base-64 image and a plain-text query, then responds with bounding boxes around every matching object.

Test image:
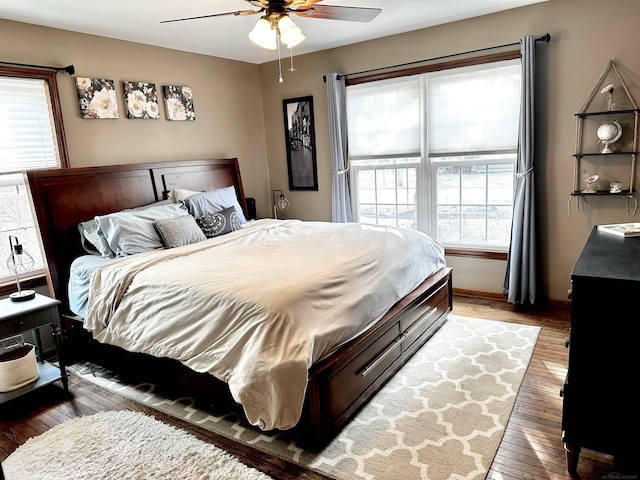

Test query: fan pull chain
[288,47,297,72]
[277,34,284,83]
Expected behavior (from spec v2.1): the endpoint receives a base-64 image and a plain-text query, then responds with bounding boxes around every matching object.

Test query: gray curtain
[326,72,353,223]
[503,35,541,305]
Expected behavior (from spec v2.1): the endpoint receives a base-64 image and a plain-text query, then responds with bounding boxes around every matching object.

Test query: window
[0,66,68,284]
[347,57,521,251]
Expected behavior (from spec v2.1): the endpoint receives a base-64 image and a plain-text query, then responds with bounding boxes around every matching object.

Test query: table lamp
[6,235,36,302]
[272,189,291,219]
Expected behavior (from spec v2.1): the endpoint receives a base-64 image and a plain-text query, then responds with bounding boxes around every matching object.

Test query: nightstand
[0,293,68,404]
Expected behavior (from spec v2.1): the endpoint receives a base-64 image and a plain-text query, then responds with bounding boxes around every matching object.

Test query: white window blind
[428,60,521,155]
[0,77,60,173]
[1,74,62,282]
[347,77,421,158]
[346,57,521,249]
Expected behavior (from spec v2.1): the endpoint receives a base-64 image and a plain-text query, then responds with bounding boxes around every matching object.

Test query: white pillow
[168,188,200,202]
[95,203,188,257]
[183,186,247,224]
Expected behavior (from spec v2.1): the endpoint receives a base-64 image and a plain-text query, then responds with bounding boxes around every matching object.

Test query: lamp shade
[284,30,305,48]
[278,15,305,47]
[249,17,277,50]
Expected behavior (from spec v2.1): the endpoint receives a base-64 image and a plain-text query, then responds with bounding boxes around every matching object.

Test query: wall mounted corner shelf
[569,60,639,216]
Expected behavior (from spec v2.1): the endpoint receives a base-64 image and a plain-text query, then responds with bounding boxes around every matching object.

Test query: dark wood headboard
[26,158,247,314]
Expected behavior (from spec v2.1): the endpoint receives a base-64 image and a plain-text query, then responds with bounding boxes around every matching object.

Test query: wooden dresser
[562,226,639,475]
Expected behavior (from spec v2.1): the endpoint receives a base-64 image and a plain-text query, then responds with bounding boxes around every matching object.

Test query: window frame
[346,50,521,259]
[428,153,517,250]
[0,65,69,293]
[350,159,421,229]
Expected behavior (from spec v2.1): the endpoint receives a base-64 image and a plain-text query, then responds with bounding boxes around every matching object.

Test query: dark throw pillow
[195,206,242,238]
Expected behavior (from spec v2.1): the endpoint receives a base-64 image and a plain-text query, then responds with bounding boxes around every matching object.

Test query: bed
[27,158,452,445]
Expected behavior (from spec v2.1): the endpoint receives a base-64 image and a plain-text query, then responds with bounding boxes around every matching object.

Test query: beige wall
[0,19,273,218]
[257,0,640,303]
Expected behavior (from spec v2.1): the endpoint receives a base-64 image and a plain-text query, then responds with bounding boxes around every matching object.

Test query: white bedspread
[85,219,446,430]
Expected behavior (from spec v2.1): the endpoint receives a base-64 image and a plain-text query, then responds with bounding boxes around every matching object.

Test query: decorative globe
[596,120,623,153]
[597,123,620,142]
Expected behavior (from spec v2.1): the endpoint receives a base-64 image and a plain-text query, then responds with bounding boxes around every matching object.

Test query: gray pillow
[78,220,116,258]
[77,200,174,257]
[95,202,188,257]
[195,206,242,238]
[183,186,247,224]
[154,215,206,248]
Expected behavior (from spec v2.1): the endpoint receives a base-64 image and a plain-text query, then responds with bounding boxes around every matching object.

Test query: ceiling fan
[161,0,382,50]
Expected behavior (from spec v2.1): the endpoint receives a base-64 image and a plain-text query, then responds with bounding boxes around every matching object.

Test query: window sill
[445,248,507,261]
[0,274,48,298]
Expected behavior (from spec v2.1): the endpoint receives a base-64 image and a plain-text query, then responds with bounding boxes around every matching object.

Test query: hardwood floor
[0,295,620,479]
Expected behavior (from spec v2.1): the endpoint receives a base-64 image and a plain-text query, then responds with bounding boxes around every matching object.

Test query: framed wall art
[75,77,119,119]
[163,85,195,121]
[122,81,160,119]
[283,95,318,190]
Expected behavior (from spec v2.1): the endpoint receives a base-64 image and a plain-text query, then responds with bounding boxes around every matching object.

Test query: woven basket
[0,344,39,392]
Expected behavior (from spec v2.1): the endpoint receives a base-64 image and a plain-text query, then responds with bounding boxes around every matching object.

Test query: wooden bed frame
[27,158,453,446]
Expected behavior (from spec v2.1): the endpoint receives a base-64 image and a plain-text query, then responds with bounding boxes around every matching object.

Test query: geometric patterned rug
[68,315,540,480]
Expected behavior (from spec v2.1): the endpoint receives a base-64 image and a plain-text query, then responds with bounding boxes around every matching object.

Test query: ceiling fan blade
[286,0,324,6]
[160,9,260,24]
[293,5,381,22]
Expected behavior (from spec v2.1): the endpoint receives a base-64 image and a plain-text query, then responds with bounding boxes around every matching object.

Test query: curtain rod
[0,61,75,75]
[323,33,550,83]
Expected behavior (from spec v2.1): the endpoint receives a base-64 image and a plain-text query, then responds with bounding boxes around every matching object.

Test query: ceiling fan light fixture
[248,17,277,50]
[162,2,384,58]
[285,31,305,48]
[278,15,305,47]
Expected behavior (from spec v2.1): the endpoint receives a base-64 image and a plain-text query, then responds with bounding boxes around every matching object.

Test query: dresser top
[571,226,640,283]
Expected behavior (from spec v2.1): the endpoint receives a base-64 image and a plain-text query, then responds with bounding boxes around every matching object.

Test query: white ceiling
[1,0,547,65]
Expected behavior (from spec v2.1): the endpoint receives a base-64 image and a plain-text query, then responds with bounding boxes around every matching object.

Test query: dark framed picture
[283,96,318,190]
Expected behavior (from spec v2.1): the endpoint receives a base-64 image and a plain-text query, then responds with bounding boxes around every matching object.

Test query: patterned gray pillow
[154,215,206,248]
[195,206,242,238]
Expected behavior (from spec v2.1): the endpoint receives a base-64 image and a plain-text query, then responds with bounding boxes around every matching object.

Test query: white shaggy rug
[2,410,273,480]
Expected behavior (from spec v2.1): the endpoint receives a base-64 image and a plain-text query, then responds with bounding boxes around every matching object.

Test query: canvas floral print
[163,85,195,121]
[123,81,160,119]
[75,77,119,119]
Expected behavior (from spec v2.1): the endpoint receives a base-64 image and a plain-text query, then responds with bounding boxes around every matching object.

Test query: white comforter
[85,219,446,430]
